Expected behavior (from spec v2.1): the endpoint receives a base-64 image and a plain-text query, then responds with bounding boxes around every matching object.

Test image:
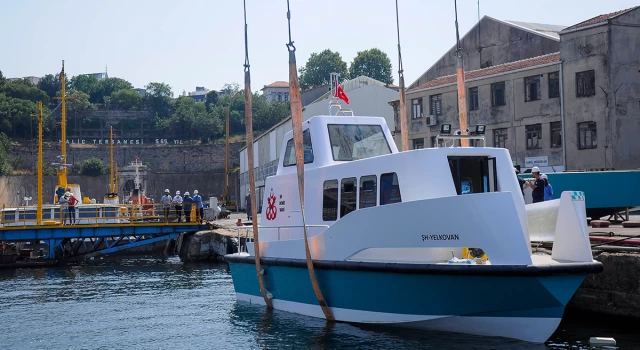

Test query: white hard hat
[176,190,180,195]
[164,189,170,193]
[193,190,198,194]
[184,191,190,196]
[531,166,540,173]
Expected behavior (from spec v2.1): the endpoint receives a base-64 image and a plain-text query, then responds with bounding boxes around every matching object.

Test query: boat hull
[226,255,602,343]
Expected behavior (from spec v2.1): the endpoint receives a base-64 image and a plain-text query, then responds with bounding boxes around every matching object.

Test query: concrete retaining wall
[0,172,238,205]
[569,252,640,317]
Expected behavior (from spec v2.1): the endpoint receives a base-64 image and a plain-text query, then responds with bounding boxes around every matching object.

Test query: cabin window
[380,173,401,205]
[283,129,314,167]
[448,156,498,195]
[322,180,338,221]
[340,177,357,218]
[359,175,377,209]
[328,124,391,161]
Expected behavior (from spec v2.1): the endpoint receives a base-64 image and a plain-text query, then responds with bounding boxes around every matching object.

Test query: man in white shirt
[173,190,184,222]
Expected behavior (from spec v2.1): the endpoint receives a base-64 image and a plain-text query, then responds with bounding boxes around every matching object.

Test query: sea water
[1,257,637,349]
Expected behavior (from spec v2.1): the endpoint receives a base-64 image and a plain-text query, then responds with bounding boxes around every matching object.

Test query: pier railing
[0,203,206,229]
[233,225,330,252]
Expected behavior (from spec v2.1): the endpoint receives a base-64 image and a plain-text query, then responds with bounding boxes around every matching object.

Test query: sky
[1,0,637,96]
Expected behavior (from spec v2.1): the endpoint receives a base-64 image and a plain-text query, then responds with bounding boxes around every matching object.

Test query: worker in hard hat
[161,189,172,222]
[183,191,193,223]
[192,190,203,224]
[173,190,184,223]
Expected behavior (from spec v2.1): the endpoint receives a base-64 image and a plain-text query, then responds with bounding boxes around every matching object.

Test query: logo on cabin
[266,189,278,221]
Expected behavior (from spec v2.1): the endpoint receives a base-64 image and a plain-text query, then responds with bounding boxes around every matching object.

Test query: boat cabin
[258,115,525,242]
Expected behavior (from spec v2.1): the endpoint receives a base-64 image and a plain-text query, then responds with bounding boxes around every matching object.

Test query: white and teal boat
[225,115,602,343]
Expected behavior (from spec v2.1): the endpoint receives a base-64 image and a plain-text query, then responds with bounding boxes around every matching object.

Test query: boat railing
[233,225,330,252]
[435,135,486,147]
[0,202,206,228]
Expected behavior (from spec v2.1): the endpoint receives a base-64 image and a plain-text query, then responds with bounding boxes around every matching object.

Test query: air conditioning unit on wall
[426,115,437,126]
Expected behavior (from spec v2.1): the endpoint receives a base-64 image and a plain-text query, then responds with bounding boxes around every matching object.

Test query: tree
[299,49,348,90]
[0,70,6,89]
[66,91,92,114]
[0,93,38,139]
[94,78,133,104]
[37,74,62,99]
[349,48,394,85]
[145,82,173,118]
[69,74,99,100]
[1,79,50,105]
[80,157,107,176]
[110,89,142,110]
[205,90,219,109]
[0,132,12,175]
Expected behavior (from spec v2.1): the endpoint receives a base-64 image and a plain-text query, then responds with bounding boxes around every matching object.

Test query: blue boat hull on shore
[226,256,602,343]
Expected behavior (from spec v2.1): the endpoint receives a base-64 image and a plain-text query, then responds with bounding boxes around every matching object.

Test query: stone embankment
[178,213,250,262]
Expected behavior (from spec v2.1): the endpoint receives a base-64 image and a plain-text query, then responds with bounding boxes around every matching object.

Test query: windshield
[328,124,391,161]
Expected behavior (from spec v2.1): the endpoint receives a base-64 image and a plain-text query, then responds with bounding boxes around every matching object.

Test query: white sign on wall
[525,156,549,167]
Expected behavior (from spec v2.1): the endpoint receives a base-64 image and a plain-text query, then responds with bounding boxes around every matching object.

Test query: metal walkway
[1,223,204,261]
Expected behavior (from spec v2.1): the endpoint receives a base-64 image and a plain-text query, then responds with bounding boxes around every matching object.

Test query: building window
[491,82,506,106]
[549,72,560,98]
[578,122,597,149]
[469,87,479,110]
[283,129,314,167]
[429,94,442,116]
[431,136,438,147]
[493,128,508,148]
[576,70,595,97]
[322,180,338,221]
[413,138,424,149]
[380,173,401,205]
[359,175,377,209]
[340,177,357,218]
[524,75,541,102]
[550,121,562,148]
[526,124,542,150]
[412,98,423,119]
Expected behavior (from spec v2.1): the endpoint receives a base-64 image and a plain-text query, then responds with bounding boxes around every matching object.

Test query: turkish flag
[334,78,349,104]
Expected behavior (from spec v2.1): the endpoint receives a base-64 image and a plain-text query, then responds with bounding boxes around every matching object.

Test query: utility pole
[225,105,230,203]
[30,101,43,224]
[52,60,72,190]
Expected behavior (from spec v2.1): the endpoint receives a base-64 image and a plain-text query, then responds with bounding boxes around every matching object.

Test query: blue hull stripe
[228,262,586,319]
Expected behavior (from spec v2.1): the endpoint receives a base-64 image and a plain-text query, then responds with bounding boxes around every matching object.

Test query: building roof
[501,20,566,40]
[408,15,563,89]
[561,6,639,32]
[262,81,289,89]
[408,52,560,93]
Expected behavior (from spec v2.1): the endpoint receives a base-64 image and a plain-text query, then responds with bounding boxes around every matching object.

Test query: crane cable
[396,0,408,151]
[243,0,273,309]
[286,0,335,322]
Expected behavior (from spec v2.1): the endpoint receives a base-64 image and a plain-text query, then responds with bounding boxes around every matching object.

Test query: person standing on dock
[173,190,184,222]
[161,189,172,222]
[527,167,545,203]
[192,190,203,223]
[542,174,553,201]
[183,191,193,223]
[67,192,78,225]
[515,167,525,198]
[245,191,252,221]
[59,193,69,225]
